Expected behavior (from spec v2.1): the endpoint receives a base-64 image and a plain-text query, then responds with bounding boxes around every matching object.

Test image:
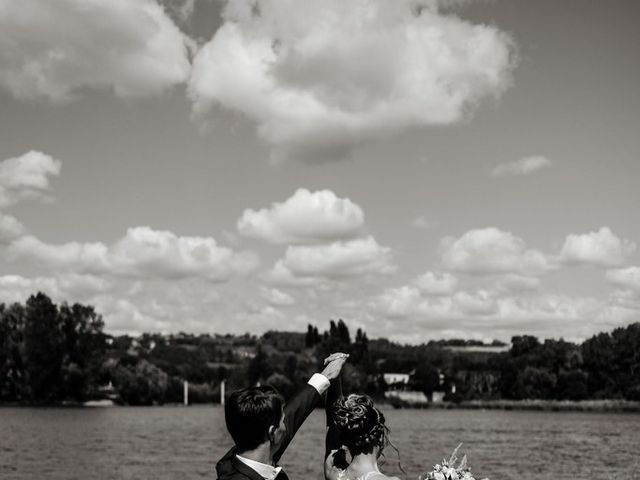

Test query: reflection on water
[1,406,639,480]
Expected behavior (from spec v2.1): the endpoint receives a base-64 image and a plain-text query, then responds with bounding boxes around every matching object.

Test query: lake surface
[1,406,639,480]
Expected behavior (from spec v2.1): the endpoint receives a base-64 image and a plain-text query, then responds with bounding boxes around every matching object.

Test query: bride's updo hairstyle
[332,394,388,456]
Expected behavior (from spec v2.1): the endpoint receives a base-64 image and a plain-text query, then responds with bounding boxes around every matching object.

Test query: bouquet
[420,444,488,480]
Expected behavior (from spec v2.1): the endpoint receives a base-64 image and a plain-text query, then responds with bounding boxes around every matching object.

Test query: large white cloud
[189,0,516,162]
[270,236,394,280]
[491,155,552,177]
[5,227,259,282]
[559,227,636,268]
[0,151,61,208]
[0,0,192,101]
[237,189,365,244]
[440,227,550,275]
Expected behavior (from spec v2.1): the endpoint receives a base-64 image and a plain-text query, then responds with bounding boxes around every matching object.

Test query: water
[1,406,639,480]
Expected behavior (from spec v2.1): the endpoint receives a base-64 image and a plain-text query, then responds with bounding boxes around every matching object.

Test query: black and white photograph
[1,0,639,479]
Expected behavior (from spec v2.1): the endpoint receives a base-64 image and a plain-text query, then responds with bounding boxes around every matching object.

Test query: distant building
[383,373,410,390]
[432,391,446,403]
[384,390,429,405]
[233,346,256,359]
[442,345,510,354]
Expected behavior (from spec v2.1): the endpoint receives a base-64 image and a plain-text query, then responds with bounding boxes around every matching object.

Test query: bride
[324,380,404,480]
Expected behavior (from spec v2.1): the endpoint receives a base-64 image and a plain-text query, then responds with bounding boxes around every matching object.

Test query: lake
[1,406,639,480]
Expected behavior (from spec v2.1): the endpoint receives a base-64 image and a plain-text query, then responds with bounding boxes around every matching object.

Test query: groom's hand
[321,352,349,380]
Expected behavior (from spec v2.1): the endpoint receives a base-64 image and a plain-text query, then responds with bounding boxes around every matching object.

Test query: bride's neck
[348,453,379,473]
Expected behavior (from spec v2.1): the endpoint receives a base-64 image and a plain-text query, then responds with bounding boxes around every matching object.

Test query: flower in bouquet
[420,444,488,480]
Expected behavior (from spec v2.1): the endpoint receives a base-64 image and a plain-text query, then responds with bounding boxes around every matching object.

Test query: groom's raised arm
[273,354,348,463]
[324,376,343,460]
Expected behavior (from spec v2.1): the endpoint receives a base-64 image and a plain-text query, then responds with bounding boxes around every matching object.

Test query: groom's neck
[237,442,273,466]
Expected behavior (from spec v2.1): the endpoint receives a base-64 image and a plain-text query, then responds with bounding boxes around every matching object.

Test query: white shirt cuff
[308,373,330,395]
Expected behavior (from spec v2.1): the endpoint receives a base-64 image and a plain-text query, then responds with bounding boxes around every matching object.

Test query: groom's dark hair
[225,385,284,451]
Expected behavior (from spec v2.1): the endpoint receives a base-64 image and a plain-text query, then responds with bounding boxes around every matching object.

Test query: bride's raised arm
[325,373,343,460]
[324,355,348,480]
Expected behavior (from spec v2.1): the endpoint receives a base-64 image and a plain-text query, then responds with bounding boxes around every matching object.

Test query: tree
[58,303,107,400]
[111,359,168,405]
[411,363,441,401]
[305,324,321,347]
[513,366,557,399]
[556,369,588,400]
[336,319,351,346]
[23,293,63,402]
[0,303,27,401]
[247,346,273,385]
[352,328,369,367]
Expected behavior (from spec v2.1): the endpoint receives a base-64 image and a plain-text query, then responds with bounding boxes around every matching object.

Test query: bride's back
[326,394,403,480]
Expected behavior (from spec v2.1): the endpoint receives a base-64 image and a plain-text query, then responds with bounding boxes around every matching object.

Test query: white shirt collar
[235,454,283,480]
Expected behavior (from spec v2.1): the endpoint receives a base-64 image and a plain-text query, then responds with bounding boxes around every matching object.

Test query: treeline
[0,293,107,403]
[1,292,639,405]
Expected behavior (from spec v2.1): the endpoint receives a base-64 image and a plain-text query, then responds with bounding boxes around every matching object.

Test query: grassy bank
[389,398,640,412]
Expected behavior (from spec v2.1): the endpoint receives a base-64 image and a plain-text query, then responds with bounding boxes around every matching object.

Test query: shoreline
[384,398,640,413]
[2,399,640,412]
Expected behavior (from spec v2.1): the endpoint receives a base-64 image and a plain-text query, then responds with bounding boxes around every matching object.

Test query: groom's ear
[267,424,276,442]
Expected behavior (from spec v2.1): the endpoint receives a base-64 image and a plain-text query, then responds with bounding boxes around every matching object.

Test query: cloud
[606,267,640,292]
[189,0,516,162]
[0,151,61,207]
[413,271,458,296]
[238,189,364,244]
[161,0,198,24]
[0,275,61,304]
[440,227,550,275]
[453,290,498,316]
[0,0,192,101]
[559,227,636,268]
[5,226,259,282]
[260,286,295,306]
[492,155,552,177]
[492,274,542,294]
[0,273,111,305]
[270,236,394,280]
[0,214,26,244]
[411,216,437,230]
[373,282,632,341]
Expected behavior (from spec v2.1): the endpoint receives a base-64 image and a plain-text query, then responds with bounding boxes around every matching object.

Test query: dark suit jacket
[216,384,322,480]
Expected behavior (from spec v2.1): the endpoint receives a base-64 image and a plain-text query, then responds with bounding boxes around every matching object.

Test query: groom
[216,352,349,480]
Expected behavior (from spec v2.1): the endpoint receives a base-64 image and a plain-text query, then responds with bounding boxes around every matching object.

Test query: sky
[0,0,639,343]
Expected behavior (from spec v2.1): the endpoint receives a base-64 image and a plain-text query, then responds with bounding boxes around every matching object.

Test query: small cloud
[0,151,61,208]
[237,189,365,244]
[491,155,552,177]
[161,0,198,25]
[0,214,26,244]
[606,266,640,292]
[411,216,436,230]
[413,271,458,296]
[559,227,636,268]
[439,227,550,276]
[270,236,395,281]
[260,287,295,307]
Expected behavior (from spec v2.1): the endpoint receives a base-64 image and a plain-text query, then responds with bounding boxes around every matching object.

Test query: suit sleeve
[273,383,321,463]
[324,378,343,460]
